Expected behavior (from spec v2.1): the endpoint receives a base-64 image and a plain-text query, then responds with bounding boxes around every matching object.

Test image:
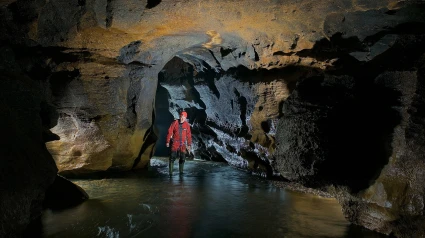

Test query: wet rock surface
[156,56,314,176]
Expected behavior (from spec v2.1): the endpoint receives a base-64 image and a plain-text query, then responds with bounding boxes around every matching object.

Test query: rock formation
[0,68,58,237]
[1,0,425,237]
[274,27,425,238]
[43,175,89,210]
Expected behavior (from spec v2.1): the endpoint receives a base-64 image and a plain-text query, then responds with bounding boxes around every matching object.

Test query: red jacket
[166,120,192,152]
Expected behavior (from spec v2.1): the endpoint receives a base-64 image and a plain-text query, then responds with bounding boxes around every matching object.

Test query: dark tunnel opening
[153,83,174,157]
[146,0,161,9]
[153,56,210,158]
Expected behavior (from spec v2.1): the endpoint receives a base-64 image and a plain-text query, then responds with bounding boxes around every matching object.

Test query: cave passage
[153,56,213,160]
[153,56,198,157]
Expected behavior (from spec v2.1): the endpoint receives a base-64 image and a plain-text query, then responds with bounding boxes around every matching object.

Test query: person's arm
[166,121,175,147]
[186,122,192,151]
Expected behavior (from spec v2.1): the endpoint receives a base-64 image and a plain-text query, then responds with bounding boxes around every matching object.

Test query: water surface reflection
[42,159,386,238]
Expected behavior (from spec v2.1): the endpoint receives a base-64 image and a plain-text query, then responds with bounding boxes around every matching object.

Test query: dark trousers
[169,151,186,175]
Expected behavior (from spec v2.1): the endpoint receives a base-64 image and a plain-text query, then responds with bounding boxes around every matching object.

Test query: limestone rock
[273,34,425,237]
[44,56,151,174]
[156,56,313,176]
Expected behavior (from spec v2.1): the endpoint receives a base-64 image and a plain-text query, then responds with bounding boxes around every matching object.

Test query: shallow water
[41,159,386,238]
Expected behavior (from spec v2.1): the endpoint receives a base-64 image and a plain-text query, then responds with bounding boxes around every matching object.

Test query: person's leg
[179,151,186,174]
[169,151,177,176]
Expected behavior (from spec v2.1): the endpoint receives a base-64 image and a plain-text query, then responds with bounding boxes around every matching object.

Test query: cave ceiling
[2,0,419,71]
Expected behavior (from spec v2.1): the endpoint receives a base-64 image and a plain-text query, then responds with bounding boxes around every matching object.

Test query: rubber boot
[179,160,185,174]
[169,160,174,176]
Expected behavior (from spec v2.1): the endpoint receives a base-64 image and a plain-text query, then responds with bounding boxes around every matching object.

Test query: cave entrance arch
[153,56,208,157]
[151,51,298,171]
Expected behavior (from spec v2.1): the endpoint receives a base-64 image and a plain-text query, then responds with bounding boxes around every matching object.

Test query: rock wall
[157,53,315,176]
[43,51,154,174]
[0,54,58,236]
[274,32,425,237]
[2,0,420,174]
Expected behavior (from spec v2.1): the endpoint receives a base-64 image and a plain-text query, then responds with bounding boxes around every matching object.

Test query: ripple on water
[41,160,387,238]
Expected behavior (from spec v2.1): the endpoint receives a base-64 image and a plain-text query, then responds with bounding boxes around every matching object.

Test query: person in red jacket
[166,110,192,176]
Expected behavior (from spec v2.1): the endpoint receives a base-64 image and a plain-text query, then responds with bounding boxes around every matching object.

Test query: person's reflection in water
[163,177,194,238]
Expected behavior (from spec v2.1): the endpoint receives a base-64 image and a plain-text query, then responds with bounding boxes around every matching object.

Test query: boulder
[43,175,89,210]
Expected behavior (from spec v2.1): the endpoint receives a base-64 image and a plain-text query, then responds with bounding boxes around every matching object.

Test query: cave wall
[0,49,58,237]
[2,0,420,175]
[157,52,317,175]
[273,25,425,238]
[42,51,153,174]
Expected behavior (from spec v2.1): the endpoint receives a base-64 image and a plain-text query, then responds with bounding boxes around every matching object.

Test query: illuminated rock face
[155,51,326,175]
[1,0,425,237]
[274,35,425,237]
[156,56,297,175]
[42,53,155,174]
[2,0,421,174]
